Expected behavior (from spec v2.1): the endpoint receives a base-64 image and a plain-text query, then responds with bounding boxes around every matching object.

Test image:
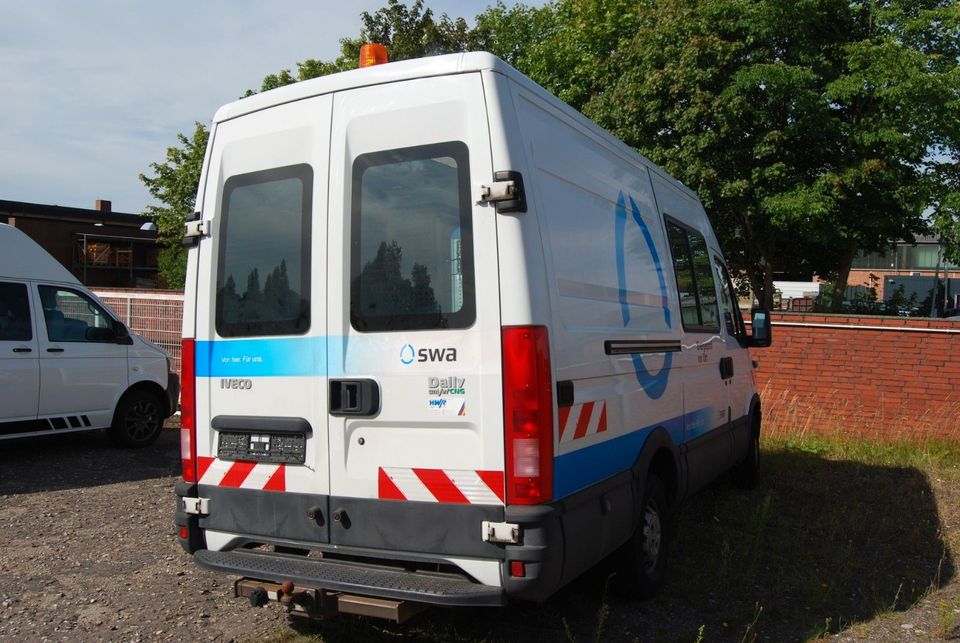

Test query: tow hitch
[234,578,428,623]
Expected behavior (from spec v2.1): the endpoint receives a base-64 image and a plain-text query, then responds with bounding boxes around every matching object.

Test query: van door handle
[12,347,32,353]
[329,379,380,417]
[719,356,734,380]
[47,347,64,353]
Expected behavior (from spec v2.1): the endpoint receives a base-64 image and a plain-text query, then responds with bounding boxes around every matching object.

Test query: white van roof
[0,223,80,284]
[212,52,700,203]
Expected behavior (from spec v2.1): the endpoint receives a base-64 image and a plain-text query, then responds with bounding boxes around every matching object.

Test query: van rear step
[196,549,505,607]
[235,578,429,623]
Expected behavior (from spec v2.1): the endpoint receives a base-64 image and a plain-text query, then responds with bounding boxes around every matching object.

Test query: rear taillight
[502,326,554,505]
[180,338,197,483]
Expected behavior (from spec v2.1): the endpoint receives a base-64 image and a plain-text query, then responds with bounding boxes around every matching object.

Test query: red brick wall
[96,292,960,438]
[752,312,960,438]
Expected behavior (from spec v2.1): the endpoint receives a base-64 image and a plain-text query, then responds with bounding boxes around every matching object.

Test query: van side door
[35,284,128,429]
[663,219,732,491]
[712,258,754,458]
[0,280,39,426]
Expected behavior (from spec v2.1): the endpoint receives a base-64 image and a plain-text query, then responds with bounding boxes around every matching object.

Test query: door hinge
[479,171,526,213]
[181,496,210,515]
[482,520,520,544]
[182,212,206,247]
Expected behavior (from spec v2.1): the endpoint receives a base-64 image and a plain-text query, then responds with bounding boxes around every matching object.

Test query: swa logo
[400,344,458,364]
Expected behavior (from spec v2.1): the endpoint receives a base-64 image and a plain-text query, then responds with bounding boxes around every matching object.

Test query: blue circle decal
[400,343,415,365]
[615,190,672,400]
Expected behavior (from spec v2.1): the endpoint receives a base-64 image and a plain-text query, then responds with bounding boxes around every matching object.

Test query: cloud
[0,0,499,213]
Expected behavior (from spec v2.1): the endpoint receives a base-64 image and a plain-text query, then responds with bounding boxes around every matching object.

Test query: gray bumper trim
[194,549,505,607]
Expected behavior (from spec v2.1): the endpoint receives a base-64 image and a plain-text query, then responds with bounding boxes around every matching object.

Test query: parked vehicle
[0,223,177,446]
[176,51,772,619]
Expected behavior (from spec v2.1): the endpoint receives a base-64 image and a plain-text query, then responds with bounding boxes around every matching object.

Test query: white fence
[92,289,184,376]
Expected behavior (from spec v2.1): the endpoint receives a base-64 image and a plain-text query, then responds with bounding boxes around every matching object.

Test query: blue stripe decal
[553,408,710,498]
[195,338,327,377]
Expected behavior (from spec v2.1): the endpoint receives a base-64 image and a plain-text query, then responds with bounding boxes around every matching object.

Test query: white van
[176,52,772,618]
[0,223,177,447]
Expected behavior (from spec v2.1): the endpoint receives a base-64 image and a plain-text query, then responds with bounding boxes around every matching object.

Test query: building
[849,236,960,313]
[0,199,162,288]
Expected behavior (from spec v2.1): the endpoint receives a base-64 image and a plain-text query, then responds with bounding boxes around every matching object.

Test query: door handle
[719,356,734,380]
[329,379,380,417]
[47,347,64,353]
[12,347,32,353]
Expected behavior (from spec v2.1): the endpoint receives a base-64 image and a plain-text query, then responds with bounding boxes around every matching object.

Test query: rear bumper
[194,548,506,607]
[175,484,567,604]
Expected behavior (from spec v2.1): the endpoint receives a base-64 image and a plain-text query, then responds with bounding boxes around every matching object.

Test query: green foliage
[139,121,208,289]
[146,0,959,304]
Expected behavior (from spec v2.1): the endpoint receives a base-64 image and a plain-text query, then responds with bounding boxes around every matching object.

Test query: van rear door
[193,96,333,546]
[324,73,506,557]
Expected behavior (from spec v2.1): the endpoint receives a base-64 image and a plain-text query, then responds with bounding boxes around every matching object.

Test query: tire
[732,418,760,489]
[613,473,670,599]
[109,390,163,448]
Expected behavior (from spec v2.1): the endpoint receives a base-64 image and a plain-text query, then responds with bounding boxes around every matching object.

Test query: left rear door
[193,96,332,542]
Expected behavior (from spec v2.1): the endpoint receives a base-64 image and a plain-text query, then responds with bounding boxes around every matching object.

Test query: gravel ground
[0,426,289,643]
[1,424,957,643]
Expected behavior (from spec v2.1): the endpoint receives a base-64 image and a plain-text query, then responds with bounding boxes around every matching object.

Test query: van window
[216,164,312,337]
[0,282,31,341]
[350,142,475,332]
[666,221,720,332]
[714,259,746,341]
[38,286,113,342]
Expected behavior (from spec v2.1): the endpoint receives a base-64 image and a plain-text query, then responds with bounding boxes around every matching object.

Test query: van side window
[216,164,312,337]
[665,221,720,332]
[38,286,114,342]
[0,282,32,341]
[714,259,746,341]
[350,142,475,332]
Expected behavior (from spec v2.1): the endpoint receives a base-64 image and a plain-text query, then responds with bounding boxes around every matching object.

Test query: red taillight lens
[502,326,554,505]
[180,338,197,483]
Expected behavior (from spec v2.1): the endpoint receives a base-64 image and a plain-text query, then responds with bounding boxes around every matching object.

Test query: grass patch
[261,431,959,642]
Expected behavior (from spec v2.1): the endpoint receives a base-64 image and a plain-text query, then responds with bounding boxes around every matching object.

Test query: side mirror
[112,320,133,344]
[749,308,772,348]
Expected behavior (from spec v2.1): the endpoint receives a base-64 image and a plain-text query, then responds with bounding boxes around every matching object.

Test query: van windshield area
[216,164,312,338]
[350,142,475,332]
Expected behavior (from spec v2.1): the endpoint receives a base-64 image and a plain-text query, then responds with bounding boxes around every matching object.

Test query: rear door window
[350,141,475,332]
[216,164,312,337]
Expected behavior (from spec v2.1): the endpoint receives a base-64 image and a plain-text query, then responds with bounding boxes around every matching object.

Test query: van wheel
[613,473,669,599]
[732,419,760,489]
[109,390,163,448]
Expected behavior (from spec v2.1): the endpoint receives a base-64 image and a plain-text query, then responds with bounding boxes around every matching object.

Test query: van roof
[0,223,80,284]
[213,52,700,203]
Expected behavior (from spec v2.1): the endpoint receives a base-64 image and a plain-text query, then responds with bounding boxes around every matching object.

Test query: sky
[0,0,512,215]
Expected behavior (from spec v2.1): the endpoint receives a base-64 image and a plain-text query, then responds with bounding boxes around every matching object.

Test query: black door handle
[329,379,380,417]
[719,356,734,380]
[47,348,64,353]
[12,347,32,353]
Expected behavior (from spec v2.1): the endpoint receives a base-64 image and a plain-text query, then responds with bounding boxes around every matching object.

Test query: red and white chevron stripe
[378,467,504,504]
[197,457,286,491]
[558,400,607,443]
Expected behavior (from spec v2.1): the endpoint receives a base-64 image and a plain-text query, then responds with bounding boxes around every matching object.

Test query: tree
[140,122,209,289]
[556,0,958,309]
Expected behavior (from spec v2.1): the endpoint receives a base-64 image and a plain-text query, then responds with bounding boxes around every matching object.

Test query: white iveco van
[176,52,772,618]
[0,223,177,447]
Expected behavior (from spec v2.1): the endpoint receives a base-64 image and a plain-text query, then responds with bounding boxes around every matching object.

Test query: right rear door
[324,73,506,551]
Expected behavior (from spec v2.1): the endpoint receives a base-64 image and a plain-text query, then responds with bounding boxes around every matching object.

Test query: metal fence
[93,289,184,376]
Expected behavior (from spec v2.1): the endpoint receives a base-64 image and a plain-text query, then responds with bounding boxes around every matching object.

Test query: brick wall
[98,291,960,438]
[752,312,960,438]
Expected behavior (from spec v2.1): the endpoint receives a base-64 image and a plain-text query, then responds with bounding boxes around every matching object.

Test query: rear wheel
[613,473,669,598]
[732,415,760,489]
[109,390,163,447]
